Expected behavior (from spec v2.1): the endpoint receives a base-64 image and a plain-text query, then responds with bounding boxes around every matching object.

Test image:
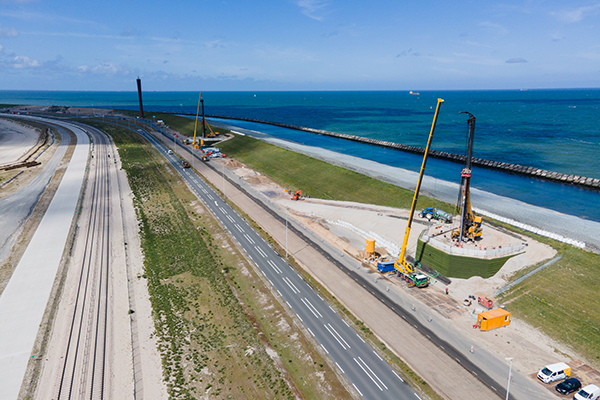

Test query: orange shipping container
[477,308,511,331]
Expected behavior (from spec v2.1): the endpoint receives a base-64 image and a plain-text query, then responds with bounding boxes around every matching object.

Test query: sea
[1,89,599,222]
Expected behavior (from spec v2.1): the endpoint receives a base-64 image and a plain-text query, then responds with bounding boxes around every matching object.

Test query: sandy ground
[219,157,586,387]
[0,118,41,166]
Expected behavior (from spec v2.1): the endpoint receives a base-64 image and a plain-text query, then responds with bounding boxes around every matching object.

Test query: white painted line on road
[342,320,350,328]
[335,362,345,374]
[286,301,292,309]
[277,289,282,297]
[491,386,497,392]
[235,224,243,232]
[353,358,383,391]
[328,305,335,313]
[208,194,214,200]
[255,246,268,258]
[244,234,255,244]
[282,277,300,294]
[391,370,404,382]
[268,279,274,286]
[352,383,364,397]
[267,260,282,274]
[373,351,383,361]
[307,327,315,337]
[301,298,323,318]
[414,393,422,400]
[321,344,329,354]
[219,207,227,214]
[356,334,366,343]
[226,215,234,223]
[327,323,351,350]
[296,313,303,322]
[324,324,348,350]
[358,356,388,390]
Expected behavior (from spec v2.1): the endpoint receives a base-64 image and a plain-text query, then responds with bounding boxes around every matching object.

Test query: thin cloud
[552,3,600,23]
[479,21,508,34]
[296,0,329,21]
[506,58,527,63]
[0,24,18,37]
[10,55,41,69]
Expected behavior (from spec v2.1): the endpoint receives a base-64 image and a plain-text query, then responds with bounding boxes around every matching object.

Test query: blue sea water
[1,89,599,221]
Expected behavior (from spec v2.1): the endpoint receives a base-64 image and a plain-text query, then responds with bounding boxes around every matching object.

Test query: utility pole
[505,357,513,400]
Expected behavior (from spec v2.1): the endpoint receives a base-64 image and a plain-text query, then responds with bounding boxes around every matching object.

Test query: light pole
[285,207,288,259]
[505,357,513,400]
[222,162,225,195]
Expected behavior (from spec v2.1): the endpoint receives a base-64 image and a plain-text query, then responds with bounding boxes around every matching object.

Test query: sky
[0,0,599,91]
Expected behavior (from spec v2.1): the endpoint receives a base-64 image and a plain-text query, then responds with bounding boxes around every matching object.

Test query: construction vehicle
[201,155,209,162]
[393,98,444,288]
[182,161,190,168]
[419,207,452,223]
[291,190,303,201]
[452,112,483,242]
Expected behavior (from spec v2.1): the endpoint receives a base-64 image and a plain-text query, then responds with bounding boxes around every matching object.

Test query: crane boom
[394,98,444,277]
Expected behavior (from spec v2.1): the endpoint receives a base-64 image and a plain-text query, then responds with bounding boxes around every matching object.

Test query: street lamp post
[505,357,513,400]
[285,208,288,259]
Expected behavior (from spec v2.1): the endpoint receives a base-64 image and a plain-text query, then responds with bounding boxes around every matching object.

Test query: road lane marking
[391,370,404,382]
[320,344,329,354]
[296,313,303,322]
[226,215,234,223]
[324,324,348,350]
[356,334,366,343]
[327,324,350,349]
[286,301,292,309]
[335,362,345,374]
[414,394,422,400]
[235,224,243,232]
[219,207,227,214]
[282,277,300,294]
[373,351,383,361]
[353,358,383,391]
[352,383,363,397]
[255,246,268,258]
[342,320,350,328]
[358,356,388,390]
[307,327,315,337]
[301,298,323,318]
[267,260,282,274]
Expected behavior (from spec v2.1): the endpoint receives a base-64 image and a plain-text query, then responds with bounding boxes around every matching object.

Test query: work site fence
[420,233,525,258]
[473,207,586,249]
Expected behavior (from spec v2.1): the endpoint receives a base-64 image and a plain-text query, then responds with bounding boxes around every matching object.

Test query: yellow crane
[394,98,444,287]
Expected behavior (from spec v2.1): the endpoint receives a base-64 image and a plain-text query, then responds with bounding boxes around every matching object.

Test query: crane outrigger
[394,98,444,288]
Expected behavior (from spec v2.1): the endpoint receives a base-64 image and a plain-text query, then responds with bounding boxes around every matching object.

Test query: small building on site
[476,308,511,331]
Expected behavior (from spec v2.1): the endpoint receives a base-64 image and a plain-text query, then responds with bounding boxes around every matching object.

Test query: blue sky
[0,0,599,91]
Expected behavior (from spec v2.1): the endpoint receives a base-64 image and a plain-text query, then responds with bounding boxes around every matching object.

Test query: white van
[574,385,600,400]
[537,362,571,383]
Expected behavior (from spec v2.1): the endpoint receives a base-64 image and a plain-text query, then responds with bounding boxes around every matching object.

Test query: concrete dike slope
[203,114,600,191]
[0,118,89,400]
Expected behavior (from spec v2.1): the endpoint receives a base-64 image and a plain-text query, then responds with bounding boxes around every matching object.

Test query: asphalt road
[135,127,420,400]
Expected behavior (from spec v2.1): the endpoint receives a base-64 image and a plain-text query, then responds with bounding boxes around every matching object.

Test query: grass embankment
[93,121,349,399]
[216,133,600,368]
[499,238,600,366]
[217,134,451,212]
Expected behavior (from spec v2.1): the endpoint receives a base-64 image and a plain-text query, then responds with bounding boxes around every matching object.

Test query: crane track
[56,128,111,400]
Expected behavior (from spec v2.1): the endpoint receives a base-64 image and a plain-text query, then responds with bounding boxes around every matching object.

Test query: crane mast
[394,98,444,281]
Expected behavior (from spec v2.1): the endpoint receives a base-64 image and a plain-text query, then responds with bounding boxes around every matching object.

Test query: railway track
[56,128,112,400]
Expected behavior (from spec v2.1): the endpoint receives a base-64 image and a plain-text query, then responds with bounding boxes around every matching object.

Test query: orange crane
[394,98,444,288]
